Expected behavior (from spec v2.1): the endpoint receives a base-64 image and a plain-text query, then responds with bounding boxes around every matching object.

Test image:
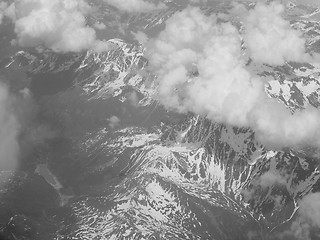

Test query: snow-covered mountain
[1,1,320,240]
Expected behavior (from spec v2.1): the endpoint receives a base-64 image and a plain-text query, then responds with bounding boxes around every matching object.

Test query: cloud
[251,103,320,148]
[146,7,259,127]
[243,1,309,65]
[145,4,320,150]
[93,22,106,30]
[299,193,320,228]
[104,0,166,13]
[0,1,7,24]
[258,171,286,188]
[132,31,149,44]
[288,0,320,7]
[145,6,261,126]
[282,193,320,240]
[0,83,20,171]
[108,116,120,129]
[0,81,57,192]
[14,88,57,154]
[10,0,110,53]
[0,1,14,24]
[189,0,209,4]
[127,91,140,106]
[242,171,286,203]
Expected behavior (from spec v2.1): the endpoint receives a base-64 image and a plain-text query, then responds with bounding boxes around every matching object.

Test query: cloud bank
[104,0,166,13]
[146,2,320,150]
[9,0,110,52]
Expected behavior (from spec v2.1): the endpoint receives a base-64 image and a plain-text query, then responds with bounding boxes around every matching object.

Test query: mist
[0,82,20,171]
[0,80,57,173]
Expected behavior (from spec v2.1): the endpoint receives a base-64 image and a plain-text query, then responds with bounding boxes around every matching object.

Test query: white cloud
[132,31,149,44]
[10,0,110,53]
[251,103,320,149]
[243,1,309,65]
[104,0,166,13]
[146,6,262,127]
[108,115,120,129]
[146,7,260,126]
[146,5,320,150]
